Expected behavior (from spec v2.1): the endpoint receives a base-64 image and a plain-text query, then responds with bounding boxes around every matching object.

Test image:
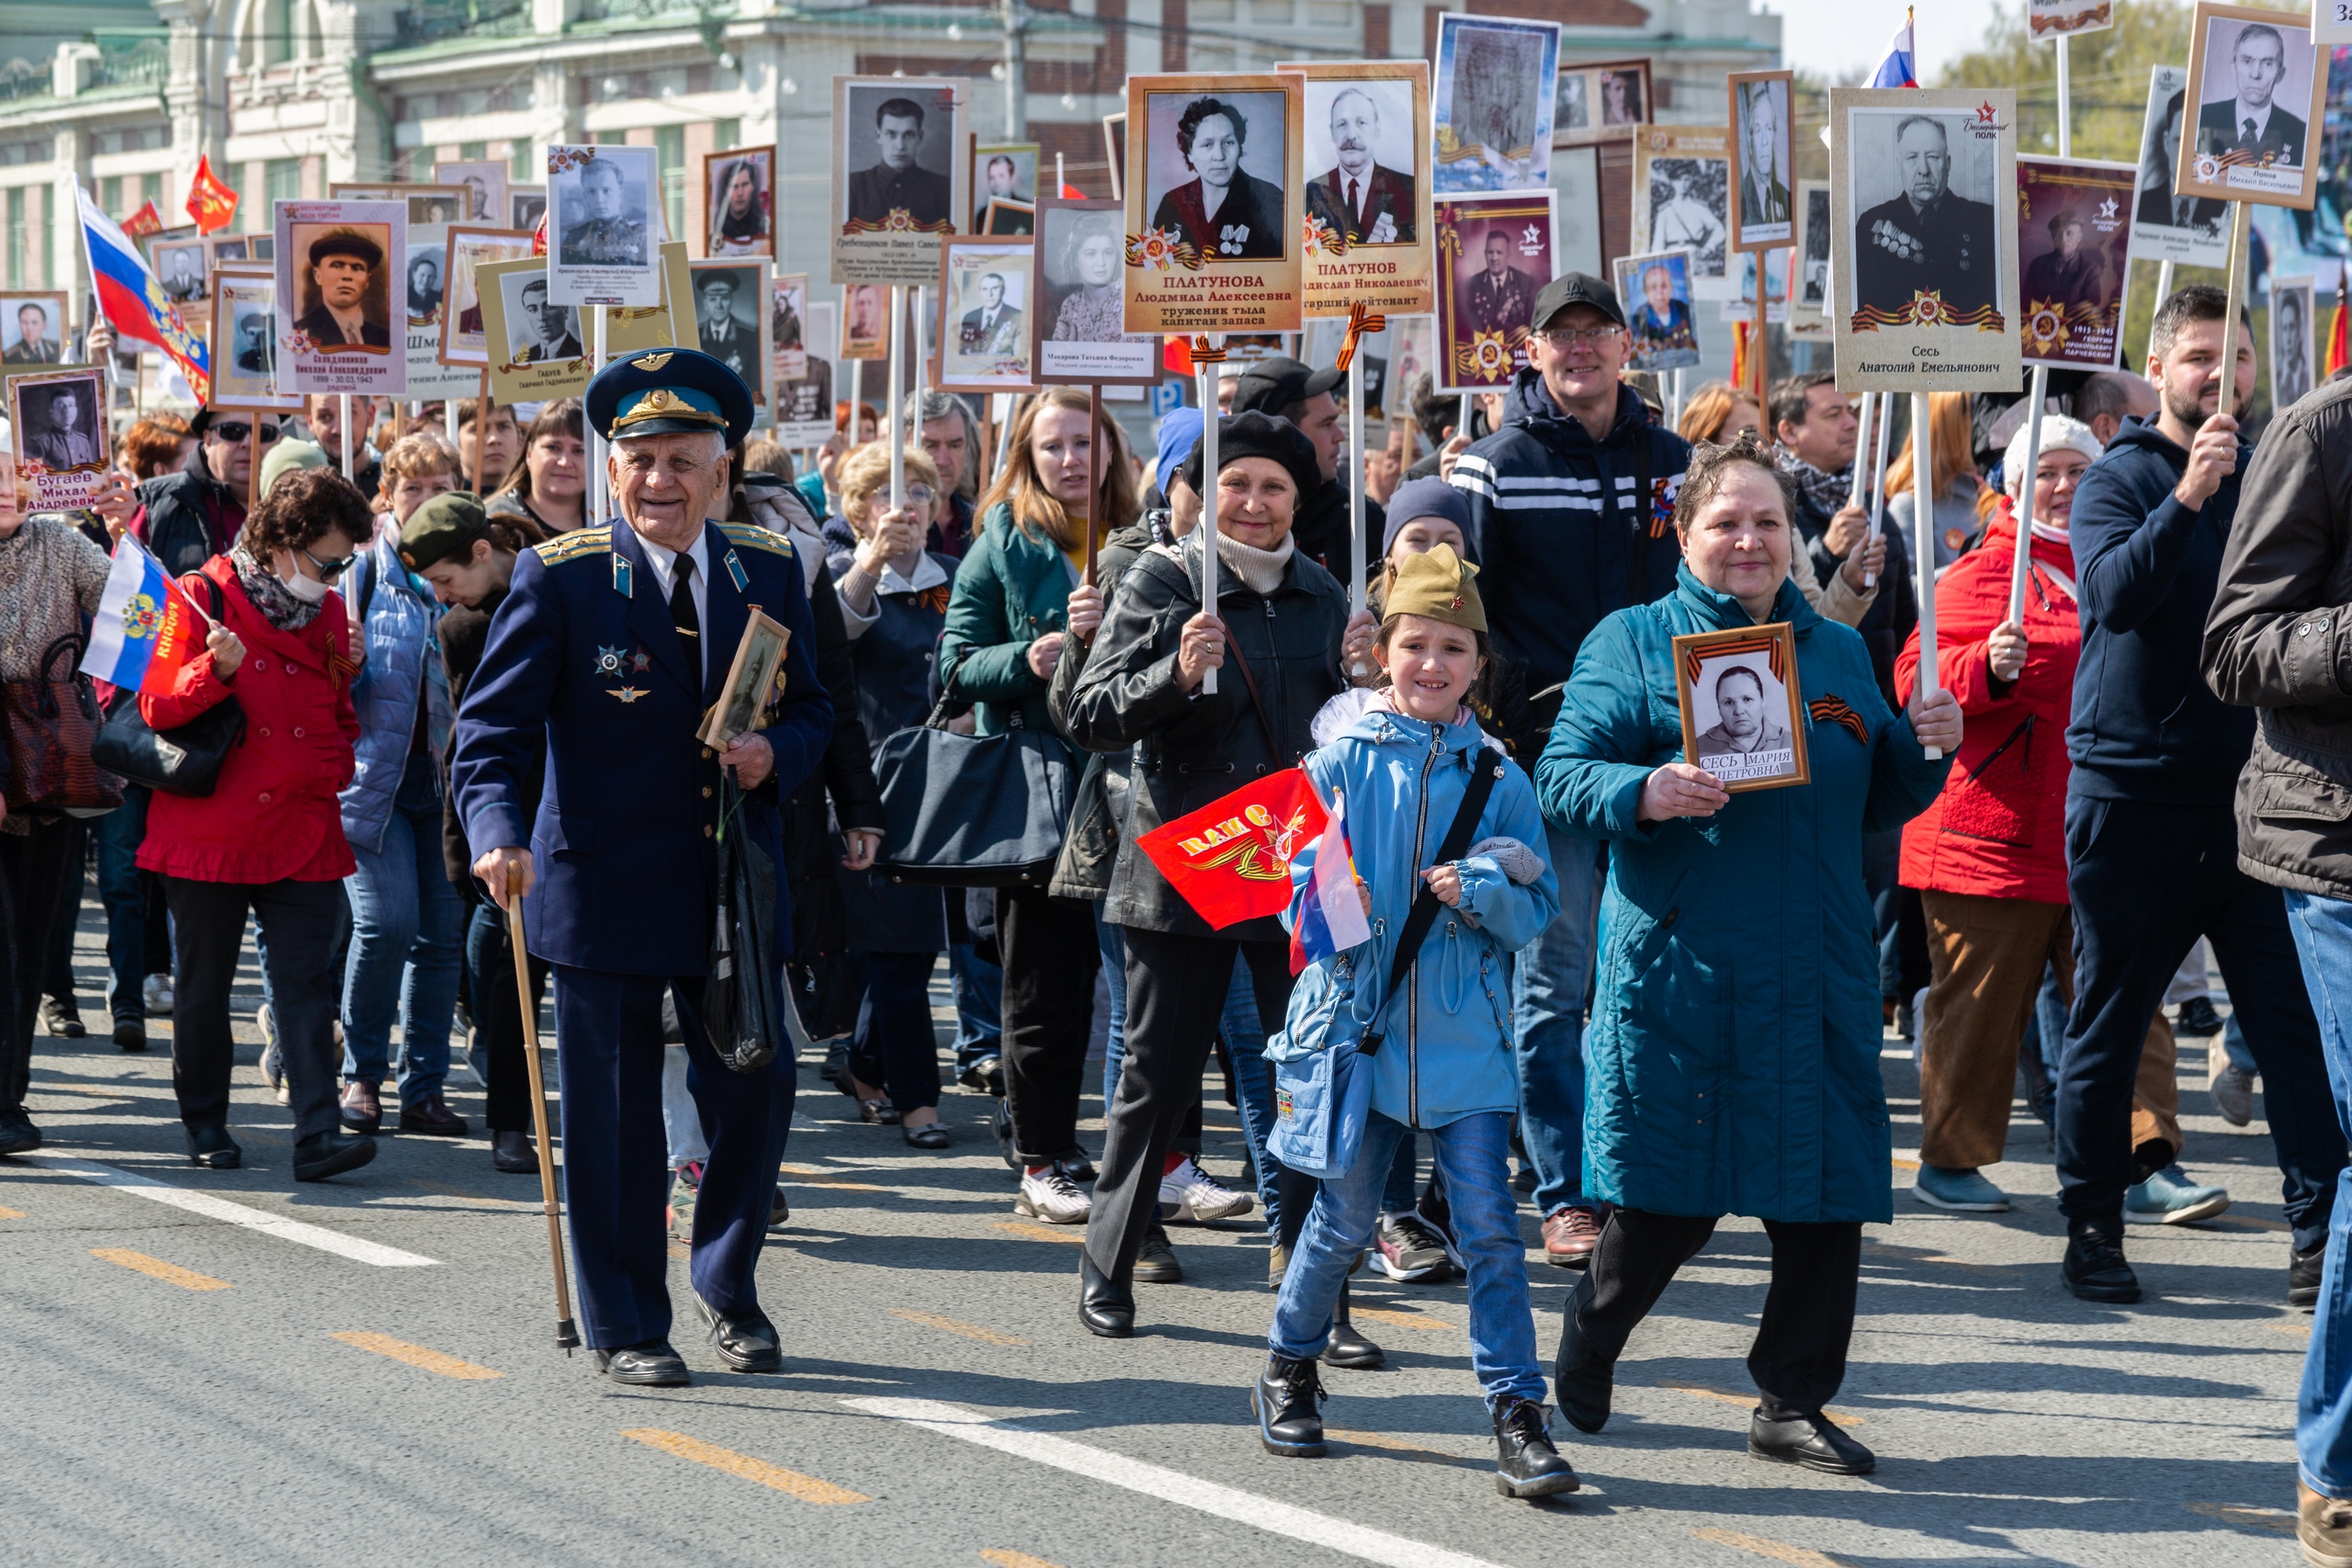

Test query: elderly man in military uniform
[233,310,275,376]
[292,230,391,348]
[1462,229,1537,338]
[3,300,58,363]
[847,96,953,227]
[560,157,650,267]
[455,348,831,1387]
[26,384,99,470]
[695,270,754,382]
[1852,115,1998,321]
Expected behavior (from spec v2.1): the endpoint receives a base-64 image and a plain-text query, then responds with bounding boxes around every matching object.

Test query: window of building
[459,141,486,163]
[6,187,23,288]
[36,184,49,285]
[101,175,122,216]
[656,125,684,248]
[141,171,164,211]
[510,141,531,180]
[715,118,741,154]
[266,0,294,65]
[266,158,300,217]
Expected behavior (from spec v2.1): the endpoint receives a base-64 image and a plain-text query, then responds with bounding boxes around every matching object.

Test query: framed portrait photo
[841,284,891,361]
[601,241,692,359]
[205,234,253,270]
[438,226,535,368]
[1279,58,1436,320]
[2175,1,2326,209]
[699,609,793,750]
[274,199,407,396]
[433,161,510,225]
[1431,14,1561,194]
[983,198,1035,236]
[705,145,775,258]
[1672,622,1810,795]
[545,144,662,307]
[771,271,809,383]
[938,238,1038,393]
[1612,249,1702,372]
[0,291,68,366]
[2017,156,2137,371]
[477,255,590,403]
[1728,69,1795,252]
[1102,113,1127,201]
[2131,65,2230,265]
[1386,314,1435,420]
[1634,126,1731,297]
[972,142,1039,233]
[1829,87,2021,393]
[209,266,300,412]
[5,365,112,510]
[1124,72,1306,335]
[1033,197,1159,386]
[832,75,971,287]
[776,298,836,447]
[1434,189,1556,393]
[509,185,547,234]
[1792,180,1832,325]
[2273,272,2316,412]
[1555,59,1650,145]
[689,257,773,408]
[148,230,209,307]
[1721,249,1792,323]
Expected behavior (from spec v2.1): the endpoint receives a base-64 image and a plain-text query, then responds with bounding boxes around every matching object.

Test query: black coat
[1287,476,1385,589]
[136,454,241,579]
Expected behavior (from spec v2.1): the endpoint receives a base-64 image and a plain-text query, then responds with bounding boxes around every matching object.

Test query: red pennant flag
[185,154,239,236]
[120,201,164,243]
[1136,768,1326,930]
[2331,266,2350,380]
[1061,182,1086,199]
[1164,334,1193,376]
[532,211,548,257]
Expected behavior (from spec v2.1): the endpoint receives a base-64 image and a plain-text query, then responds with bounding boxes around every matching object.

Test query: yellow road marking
[0,1205,24,1219]
[1691,1527,1846,1567]
[1348,1306,1453,1332]
[1891,1157,1919,1171]
[90,1248,231,1291]
[1326,1427,1461,1459]
[795,1179,888,1191]
[622,1428,869,1504]
[2277,1322,2313,1338]
[1657,1382,1862,1427]
[2187,1500,2297,1534]
[329,1332,503,1380]
[995,1220,1084,1245]
[891,1308,1030,1346]
[979,1551,1064,1568]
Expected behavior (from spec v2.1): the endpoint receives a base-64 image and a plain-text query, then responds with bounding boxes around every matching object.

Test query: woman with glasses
[139,468,381,1183]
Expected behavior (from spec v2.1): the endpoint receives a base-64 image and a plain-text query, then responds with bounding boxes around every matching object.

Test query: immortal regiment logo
[842,209,955,237]
[1127,228,1205,271]
[1305,215,1349,257]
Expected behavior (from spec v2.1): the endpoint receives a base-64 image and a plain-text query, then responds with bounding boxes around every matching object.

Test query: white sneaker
[1158,1156,1254,1223]
[142,974,173,1017]
[254,1003,276,1047]
[1013,1166,1092,1224]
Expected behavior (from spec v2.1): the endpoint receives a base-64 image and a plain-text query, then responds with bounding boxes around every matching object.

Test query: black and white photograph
[6,365,111,510]
[405,246,445,327]
[1795,181,1831,314]
[433,160,508,225]
[151,234,207,305]
[1430,13,1559,194]
[1558,70,1588,134]
[1634,127,1731,295]
[777,298,835,447]
[1729,70,1794,251]
[972,143,1037,235]
[1299,74,1418,247]
[1555,60,1650,145]
[832,76,969,287]
[2132,65,2230,265]
[705,146,775,258]
[1672,624,1810,794]
[547,143,662,307]
[2178,2,2325,208]
[690,259,769,407]
[503,271,581,364]
[771,271,808,383]
[274,199,407,395]
[983,198,1035,236]
[1124,73,1306,334]
[476,254,591,402]
[509,185,547,233]
[209,267,299,412]
[1143,90,1289,261]
[1601,66,1646,128]
[939,238,1036,393]
[0,293,65,365]
[206,235,251,269]
[1034,198,1158,385]
[2273,273,2315,412]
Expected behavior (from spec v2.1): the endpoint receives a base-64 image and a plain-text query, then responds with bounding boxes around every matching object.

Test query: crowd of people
[4,269,2348,1551]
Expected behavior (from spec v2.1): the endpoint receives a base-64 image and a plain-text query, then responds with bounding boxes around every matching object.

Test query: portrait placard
[433,161,509,225]
[1034,197,1159,386]
[1672,622,1810,794]
[1102,114,1128,201]
[705,145,775,258]
[2275,272,2317,410]
[771,271,809,382]
[509,185,547,233]
[401,224,471,396]
[1278,59,1436,321]
[1302,313,1399,416]
[689,257,772,408]
[1555,59,1650,146]
[972,142,1039,234]
[841,284,890,361]
[1612,249,1702,371]
[546,144,662,307]
[2031,0,2115,37]
[2176,2,2326,209]
[698,610,793,751]
[1123,73,1306,334]
[1727,70,1795,252]
[0,291,68,366]
[1792,180,1832,326]
[1387,314,1435,419]
[984,199,1036,236]
[209,266,299,412]
[1431,14,1561,194]
[832,75,971,286]
[477,256,589,403]
[602,242,693,359]
[205,235,254,272]
[938,239,1038,393]
[273,199,407,396]
[1634,126,1731,297]
[776,299,836,447]
[6,365,111,510]
[1722,250,1791,323]
[2017,157,2137,371]
[1829,87,2022,393]
[330,183,442,205]
[1434,190,1556,393]
[149,228,208,307]
[2132,66,2230,265]
[438,227,535,368]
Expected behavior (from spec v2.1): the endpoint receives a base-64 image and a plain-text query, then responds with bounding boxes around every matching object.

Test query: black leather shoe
[2062,1223,2141,1303]
[1748,1410,1876,1475]
[112,1017,147,1052]
[292,1130,378,1182]
[492,1129,537,1174]
[0,1107,42,1156]
[2294,1237,2327,1311]
[1135,1224,1183,1284]
[594,1339,690,1386]
[1079,1254,1135,1337]
[1553,1272,1614,1434]
[1251,1354,1328,1457]
[186,1123,243,1169]
[1493,1396,1580,1498]
[693,1292,783,1372]
[1320,1280,1385,1370]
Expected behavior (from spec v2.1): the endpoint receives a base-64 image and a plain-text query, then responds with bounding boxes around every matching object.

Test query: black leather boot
[1079,1254,1135,1337]
[1319,1279,1385,1370]
[1492,1396,1580,1498]
[1251,1354,1327,1457]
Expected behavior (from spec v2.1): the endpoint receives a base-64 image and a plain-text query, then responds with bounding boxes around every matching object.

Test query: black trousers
[999,885,1100,1164]
[1559,1207,1863,1420]
[41,820,86,1003]
[1084,928,1295,1285]
[166,876,345,1141]
[0,820,78,1113]
[465,900,547,1134]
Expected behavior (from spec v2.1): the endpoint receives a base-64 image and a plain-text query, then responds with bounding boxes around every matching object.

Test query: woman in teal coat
[1534,438,1962,1476]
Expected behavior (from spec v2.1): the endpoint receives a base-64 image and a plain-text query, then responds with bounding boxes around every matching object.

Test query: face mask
[280,569,334,604]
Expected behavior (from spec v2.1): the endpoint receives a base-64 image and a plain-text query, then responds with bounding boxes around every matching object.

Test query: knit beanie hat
[258,437,328,499]
[1381,476,1476,559]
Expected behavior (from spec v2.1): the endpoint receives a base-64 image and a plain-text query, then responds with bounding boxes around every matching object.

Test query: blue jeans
[1510,823,1604,1216]
[2285,890,2352,1496]
[340,752,464,1104]
[95,787,150,1022]
[1270,1109,1544,1407]
[948,941,1003,1070]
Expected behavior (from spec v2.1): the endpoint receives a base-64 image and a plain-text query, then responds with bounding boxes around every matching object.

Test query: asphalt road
[0,908,2317,1568]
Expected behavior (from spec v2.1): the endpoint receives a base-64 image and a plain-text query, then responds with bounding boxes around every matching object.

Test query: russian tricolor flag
[76,183,209,403]
[1289,789,1373,976]
[81,536,208,695]
[1870,11,1918,89]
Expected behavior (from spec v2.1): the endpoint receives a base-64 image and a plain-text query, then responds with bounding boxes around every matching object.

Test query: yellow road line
[1657,1382,1862,1427]
[1326,1427,1460,1458]
[794,1179,888,1191]
[329,1331,503,1380]
[2277,1322,2313,1339]
[0,1205,24,1220]
[1691,1527,1846,1567]
[776,1162,886,1189]
[621,1428,869,1504]
[90,1247,231,1291]
[891,1307,1030,1346]
[2187,1500,2297,1535]
[1348,1306,1453,1332]
[994,1220,1084,1245]
[979,1551,1064,1568]
[1891,1157,1919,1171]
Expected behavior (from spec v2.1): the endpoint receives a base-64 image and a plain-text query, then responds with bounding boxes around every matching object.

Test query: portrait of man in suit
[847,95,953,227]
[957,272,1024,355]
[1737,80,1792,232]
[2,300,60,364]
[2196,21,2306,173]
[1852,114,1998,319]
[2136,85,2227,234]
[291,229,391,348]
[509,276,582,363]
[1306,85,1416,246]
[1461,228,1536,338]
[695,268,758,383]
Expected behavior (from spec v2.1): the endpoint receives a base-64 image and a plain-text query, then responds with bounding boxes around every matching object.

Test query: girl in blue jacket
[1254,544,1578,1499]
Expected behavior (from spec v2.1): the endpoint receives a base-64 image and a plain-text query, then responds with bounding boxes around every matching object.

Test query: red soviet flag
[119,201,164,243]
[185,155,239,236]
[1136,767,1326,931]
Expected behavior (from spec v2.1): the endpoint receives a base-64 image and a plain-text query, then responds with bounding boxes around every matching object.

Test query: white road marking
[21,1155,438,1268]
[843,1396,1519,1568]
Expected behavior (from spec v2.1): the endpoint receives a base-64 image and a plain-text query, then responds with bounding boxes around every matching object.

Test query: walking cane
[508,867,581,1352]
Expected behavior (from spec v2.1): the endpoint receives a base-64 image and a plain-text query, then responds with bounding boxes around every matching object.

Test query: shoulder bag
[90,573,247,797]
[2,632,123,815]
[872,664,1073,887]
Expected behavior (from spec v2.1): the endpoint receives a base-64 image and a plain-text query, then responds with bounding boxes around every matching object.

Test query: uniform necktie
[2243,117,2257,148]
[1348,177,1360,225]
[670,553,699,655]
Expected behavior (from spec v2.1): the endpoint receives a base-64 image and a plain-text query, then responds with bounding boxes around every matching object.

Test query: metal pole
[339,393,354,491]
[1196,366,1217,696]
[1911,390,1940,760]
[472,368,491,493]
[993,389,1015,474]
[507,874,581,1353]
[2007,367,2049,627]
[1084,384,1102,585]
[1347,350,1367,637]
[1002,0,1027,141]
[590,306,608,521]
[1456,391,1472,443]
[887,285,906,512]
[1847,391,1873,512]
[2055,36,2072,159]
[1669,366,1685,434]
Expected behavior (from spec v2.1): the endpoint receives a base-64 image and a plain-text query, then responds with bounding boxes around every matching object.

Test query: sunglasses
[300,543,357,582]
[212,422,281,445]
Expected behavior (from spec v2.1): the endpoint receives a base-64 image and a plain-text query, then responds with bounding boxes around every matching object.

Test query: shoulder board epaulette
[533,526,613,566]
[717,522,794,558]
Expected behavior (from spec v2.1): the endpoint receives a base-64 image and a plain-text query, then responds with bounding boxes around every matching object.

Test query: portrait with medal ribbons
[2015,155,2138,371]
[1123,71,1306,336]
[1277,58,1436,322]
[704,145,775,257]
[2175,1,2327,209]
[1433,189,1557,393]
[546,144,662,308]
[832,75,971,288]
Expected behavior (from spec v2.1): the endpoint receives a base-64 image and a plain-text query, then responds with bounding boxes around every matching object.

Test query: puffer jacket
[1271,702,1558,1129]
[340,534,452,853]
[133,447,243,578]
[1065,530,1350,938]
[1893,501,2080,904]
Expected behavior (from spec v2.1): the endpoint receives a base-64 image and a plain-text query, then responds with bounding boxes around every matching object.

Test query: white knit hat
[2001,413,2103,498]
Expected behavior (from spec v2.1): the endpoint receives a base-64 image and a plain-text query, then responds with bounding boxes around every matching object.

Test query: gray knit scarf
[1774,446,1852,520]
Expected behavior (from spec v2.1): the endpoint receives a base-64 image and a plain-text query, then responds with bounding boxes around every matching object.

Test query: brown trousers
[1917,890,2178,1171]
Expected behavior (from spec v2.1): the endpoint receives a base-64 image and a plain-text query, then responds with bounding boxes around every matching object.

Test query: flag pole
[887,285,906,513]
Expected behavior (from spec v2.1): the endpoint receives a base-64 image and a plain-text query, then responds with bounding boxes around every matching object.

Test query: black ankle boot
[1251,1353,1327,1457]
[1553,1271,1614,1434]
[1320,1279,1385,1370]
[1492,1396,1580,1498]
[1079,1254,1135,1337]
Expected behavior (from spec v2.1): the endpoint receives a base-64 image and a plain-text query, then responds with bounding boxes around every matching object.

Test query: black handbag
[704,774,783,1074]
[872,674,1073,888]
[89,575,245,798]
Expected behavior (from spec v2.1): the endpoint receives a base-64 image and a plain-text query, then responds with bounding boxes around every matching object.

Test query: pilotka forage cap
[398,491,490,572]
[1382,541,1487,633]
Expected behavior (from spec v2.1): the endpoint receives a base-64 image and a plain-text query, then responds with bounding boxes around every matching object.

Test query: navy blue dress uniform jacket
[452,516,831,975]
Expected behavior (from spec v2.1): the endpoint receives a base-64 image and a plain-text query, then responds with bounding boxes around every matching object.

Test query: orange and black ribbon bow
[1334,302,1387,373]
[1191,335,1227,366]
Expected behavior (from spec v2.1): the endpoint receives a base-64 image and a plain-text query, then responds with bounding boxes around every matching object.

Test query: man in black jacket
[133,410,277,576]
[2057,284,2343,1308]
[1229,356,1385,584]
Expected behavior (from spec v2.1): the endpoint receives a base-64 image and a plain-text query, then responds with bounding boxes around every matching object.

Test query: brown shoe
[2304,1483,2352,1568]
[399,1092,469,1136]
[1543,1206,1603,1269]
[339,1079,381,1134]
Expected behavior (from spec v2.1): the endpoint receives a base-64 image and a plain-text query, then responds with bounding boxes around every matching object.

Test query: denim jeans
[947,942,1003,1070]
[340,751,464,1105]
[1270,1109,1545,1407]
[2283,890,2352,1496]
[663,1043,710,1168]
[95,788,151,1023]
[1510,822,1604,1217]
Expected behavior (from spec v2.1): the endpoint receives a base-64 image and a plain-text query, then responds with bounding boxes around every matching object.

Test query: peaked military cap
[586,345,755,447]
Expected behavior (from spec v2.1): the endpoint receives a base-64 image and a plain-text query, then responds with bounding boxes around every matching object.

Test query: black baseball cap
[1231,355,1344,415]
[1530,272,1626,333]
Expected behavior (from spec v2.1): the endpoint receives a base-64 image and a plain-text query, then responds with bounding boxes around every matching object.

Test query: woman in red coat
[140,468,379,1182]
[1894,416,2192,1215]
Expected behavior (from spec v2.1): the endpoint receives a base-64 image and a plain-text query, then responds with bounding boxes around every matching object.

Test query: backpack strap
[1359,747,1504,1058]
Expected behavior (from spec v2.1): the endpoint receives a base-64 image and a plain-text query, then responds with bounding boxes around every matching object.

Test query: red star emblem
[1978,101,1996,124]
